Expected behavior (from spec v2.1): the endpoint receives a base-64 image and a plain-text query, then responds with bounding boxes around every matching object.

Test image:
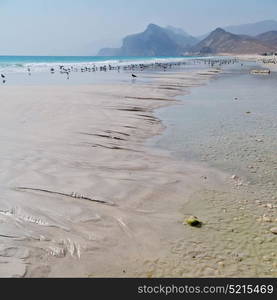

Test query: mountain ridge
[191,28,275,54]
[224,20,277,36]
[98,24,197,56]
[198,20,277,40]
[256,31,277,48]
[98,21,277,56]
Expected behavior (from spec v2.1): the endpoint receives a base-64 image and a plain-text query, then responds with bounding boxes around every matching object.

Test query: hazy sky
[0,0,276,55]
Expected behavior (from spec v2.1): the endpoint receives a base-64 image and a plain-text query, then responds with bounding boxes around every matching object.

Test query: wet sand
[0,68,223,277]
[0,62,276,278]
[235,54,277,72]
[148,63,277,277]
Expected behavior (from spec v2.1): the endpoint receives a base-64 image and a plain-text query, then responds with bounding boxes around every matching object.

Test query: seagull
[1,74,6,83]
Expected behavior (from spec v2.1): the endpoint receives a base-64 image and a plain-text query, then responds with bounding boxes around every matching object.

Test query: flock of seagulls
[1,68,138,84]
[1,73,5,83]
[0,58,239,84]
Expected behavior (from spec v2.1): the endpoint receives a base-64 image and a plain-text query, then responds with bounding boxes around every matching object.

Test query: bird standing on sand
[1,74,6,83]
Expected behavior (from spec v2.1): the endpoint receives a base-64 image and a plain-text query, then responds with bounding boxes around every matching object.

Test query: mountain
[98,24,197,56]
[224,20,277,36]
[97,48,121,56]
[165,26,198,45]
[192,28,274,54]
[98,22,277,57]
[119,24,184,56]
[166,25,189,36]
[256,31,277,48]
[198,20,277,41]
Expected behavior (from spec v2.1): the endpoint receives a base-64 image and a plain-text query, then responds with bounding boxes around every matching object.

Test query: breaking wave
[0,55,213,74]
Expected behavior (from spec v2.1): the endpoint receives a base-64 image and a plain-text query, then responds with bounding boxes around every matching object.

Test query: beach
[234,54,277,72]
[149,62,277,277]
[0,59,276,277]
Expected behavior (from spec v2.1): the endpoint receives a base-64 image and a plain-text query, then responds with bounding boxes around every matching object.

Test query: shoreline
[0,66,224,277]
[224,54,277,72]
[0,61,276,277]
[146,64,277,277]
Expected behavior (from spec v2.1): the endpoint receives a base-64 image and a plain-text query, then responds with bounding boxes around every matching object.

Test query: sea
[149,61,277,197]
[0,55,220,85]
[0,55,202,74]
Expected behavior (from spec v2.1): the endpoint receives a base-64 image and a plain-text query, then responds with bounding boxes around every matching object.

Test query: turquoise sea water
[150,62,277,187]
[0,55,204,73]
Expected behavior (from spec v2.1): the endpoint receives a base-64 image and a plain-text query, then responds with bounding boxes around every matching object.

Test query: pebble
[262,216,272,222]
[263,256,272,262]
[257,215,272,223]
[270,228,277,234]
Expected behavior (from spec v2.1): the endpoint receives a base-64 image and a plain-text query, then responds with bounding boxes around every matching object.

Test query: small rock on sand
[185,216,202,227]
[218,261,225,268]
[257,215,273,223]
[263,216,272,222]
[270,228,277,234]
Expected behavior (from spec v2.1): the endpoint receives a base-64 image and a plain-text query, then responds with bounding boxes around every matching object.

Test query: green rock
[185,216,202,227]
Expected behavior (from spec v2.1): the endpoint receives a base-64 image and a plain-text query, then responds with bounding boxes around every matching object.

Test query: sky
[0,0,276,55]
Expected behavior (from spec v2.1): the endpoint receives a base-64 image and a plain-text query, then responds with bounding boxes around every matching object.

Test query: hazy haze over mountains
[224,20,277,36]
[1,0,277,55]
[98,24,198,56]
[192,28,275,54]
[98,20,277,56]
[196,20,277,41]
[256,31,277,48]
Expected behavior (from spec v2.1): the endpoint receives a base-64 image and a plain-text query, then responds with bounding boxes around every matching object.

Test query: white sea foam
[0,56,215,74]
